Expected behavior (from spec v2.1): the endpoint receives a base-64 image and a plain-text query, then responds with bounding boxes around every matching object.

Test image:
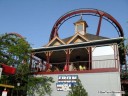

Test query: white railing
[92,59,117,69]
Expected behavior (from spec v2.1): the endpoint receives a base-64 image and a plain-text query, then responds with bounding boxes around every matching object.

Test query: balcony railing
[30,59,118,73]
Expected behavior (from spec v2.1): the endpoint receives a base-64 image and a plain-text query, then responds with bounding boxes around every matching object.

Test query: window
[77,24,83,32]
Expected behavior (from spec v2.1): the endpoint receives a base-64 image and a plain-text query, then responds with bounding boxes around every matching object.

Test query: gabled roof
[67,32,89,44]
[46,36,66,47]
[44,33,108,47]
[62,33,108,44]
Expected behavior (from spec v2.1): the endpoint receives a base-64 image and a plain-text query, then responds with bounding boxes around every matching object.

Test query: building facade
[31,9,125,96]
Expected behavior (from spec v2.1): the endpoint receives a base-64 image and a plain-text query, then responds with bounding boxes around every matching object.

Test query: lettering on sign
[56,75,78,91]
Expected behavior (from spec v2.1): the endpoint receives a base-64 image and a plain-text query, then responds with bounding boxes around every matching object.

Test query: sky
[0,0,128,48]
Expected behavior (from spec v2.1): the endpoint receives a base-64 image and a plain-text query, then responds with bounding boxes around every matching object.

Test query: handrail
[31,59,117,73]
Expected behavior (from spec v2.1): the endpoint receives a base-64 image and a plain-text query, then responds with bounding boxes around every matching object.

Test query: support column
[46,52,50,64]
[88,47,92,70]
[45,51,52,70]
[124,50,127,72]
[114,44,117,69]
[96,15,103,36]
[64,49,71,71]
[30,53,33,70]
[116,44,121,71]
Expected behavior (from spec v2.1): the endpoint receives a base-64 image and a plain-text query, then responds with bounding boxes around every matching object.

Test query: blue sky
[0,0,128,48]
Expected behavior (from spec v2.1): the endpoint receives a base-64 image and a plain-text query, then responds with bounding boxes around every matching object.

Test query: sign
[56,75,78,91]
[0,68,2,78]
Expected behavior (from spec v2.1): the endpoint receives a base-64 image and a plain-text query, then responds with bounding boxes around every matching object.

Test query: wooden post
[88,47,92,70]
[64,49,70,71]
[30,53,33,70]
[114,44,117,69]
[45,51,52,71]
[45,51,52,64]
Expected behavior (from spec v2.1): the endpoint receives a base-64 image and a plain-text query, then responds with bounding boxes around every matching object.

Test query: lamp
[17,82,20,87]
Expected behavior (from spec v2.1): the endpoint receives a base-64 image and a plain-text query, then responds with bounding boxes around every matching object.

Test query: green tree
[119,38,128,96]
[67,79,88,96]
[0,33,54,96]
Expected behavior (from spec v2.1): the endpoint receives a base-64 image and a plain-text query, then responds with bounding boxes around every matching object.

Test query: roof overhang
[32,37,124,53]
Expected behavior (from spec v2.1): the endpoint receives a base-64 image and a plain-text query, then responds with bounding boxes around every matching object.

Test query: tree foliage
[67,79,88,96]
[119,38,128,96]
[124,38,128,56]
[0,33,30,66]
[0,33,54,96]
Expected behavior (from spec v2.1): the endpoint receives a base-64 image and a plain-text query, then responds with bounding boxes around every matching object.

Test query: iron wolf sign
[56,75,78,91]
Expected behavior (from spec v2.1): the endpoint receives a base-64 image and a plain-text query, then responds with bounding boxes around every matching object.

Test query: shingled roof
[62,33,108,43]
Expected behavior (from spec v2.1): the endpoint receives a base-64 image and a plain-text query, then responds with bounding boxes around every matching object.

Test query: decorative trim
[67,32,89,44]
[47,36,66,47]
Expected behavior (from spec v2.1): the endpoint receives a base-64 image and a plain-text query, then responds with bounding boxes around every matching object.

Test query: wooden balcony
[30,59,119,75]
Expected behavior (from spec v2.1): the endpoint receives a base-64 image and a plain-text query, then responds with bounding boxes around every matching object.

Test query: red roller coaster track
[50,8,124,40]
[7,32,24,38]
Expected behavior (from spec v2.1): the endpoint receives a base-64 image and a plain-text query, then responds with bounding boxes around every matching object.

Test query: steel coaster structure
[50,8,124,40]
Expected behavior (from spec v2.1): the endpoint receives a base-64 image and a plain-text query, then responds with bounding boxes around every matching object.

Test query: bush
[67,79,88,96]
